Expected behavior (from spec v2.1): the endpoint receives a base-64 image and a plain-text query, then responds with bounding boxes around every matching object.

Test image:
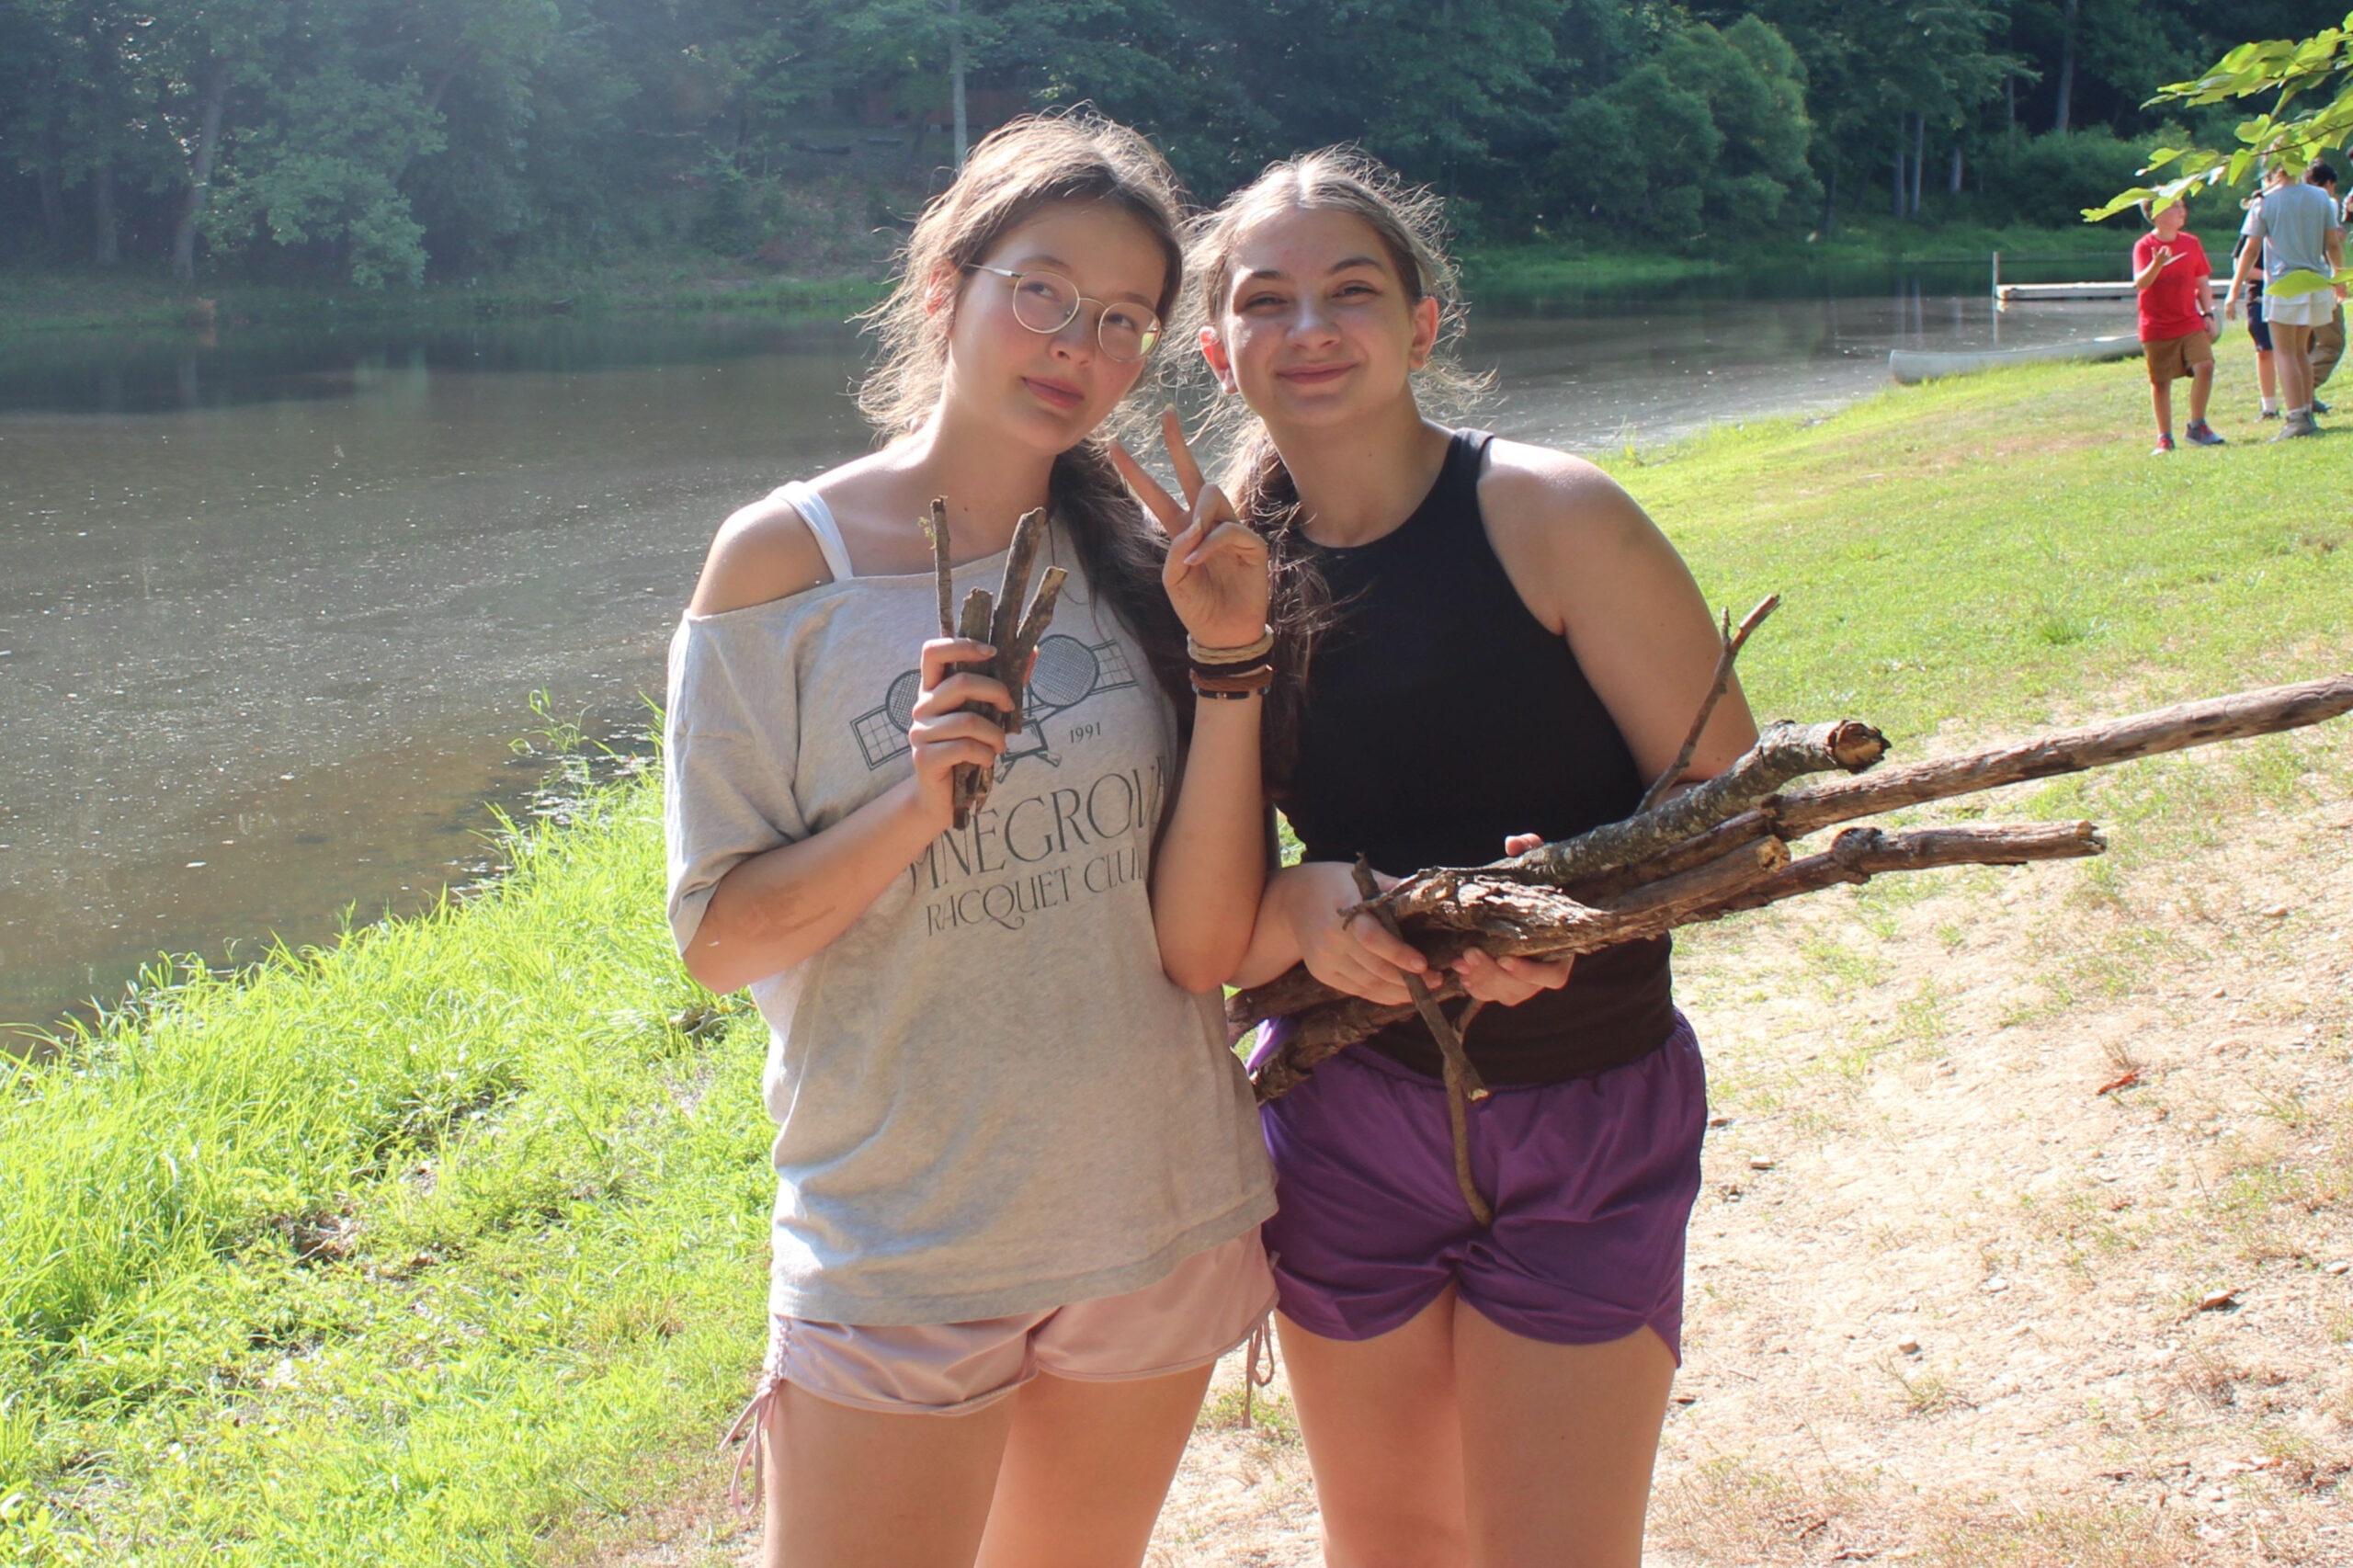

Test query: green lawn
[2,351,2347,1564]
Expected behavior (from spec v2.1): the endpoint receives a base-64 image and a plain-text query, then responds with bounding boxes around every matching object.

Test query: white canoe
[1889,335,2141,385]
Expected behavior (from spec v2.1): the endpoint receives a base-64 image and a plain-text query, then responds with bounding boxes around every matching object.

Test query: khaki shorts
[2143,327,2215,382]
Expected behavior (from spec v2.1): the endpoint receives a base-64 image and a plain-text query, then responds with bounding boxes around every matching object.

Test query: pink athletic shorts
[756,1231,1274,1418]
[724,1231,1276,1502]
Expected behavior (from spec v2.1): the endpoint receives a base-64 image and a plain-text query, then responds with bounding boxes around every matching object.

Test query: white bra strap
[778,481,855,583]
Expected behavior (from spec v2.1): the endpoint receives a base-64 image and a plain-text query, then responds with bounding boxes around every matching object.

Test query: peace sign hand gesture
[1110,410,1270,652]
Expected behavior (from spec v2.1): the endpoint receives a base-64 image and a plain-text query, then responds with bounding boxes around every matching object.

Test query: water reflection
[0,267,2137,1048]
[0,317,860,415]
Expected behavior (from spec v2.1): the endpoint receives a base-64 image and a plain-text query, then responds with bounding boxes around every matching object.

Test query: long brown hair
[1185,146,1487,790]
[858,112,1193,704]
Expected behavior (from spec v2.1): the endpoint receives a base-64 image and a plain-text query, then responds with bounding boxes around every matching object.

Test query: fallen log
[1241,672,2353,1101]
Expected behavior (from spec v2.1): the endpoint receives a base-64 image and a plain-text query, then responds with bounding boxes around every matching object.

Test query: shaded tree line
[0,0,2310,286]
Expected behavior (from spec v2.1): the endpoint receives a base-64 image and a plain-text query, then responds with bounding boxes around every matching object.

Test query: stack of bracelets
[1188,626,1276,700]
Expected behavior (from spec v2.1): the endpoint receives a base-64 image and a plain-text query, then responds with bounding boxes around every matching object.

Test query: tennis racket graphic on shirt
[851,633,1138,774]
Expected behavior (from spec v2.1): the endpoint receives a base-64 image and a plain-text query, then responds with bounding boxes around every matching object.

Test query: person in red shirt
[2133,198,2224,452]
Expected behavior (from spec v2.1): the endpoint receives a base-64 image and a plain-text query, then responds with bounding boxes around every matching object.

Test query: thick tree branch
[1247,823,2102,1097]
[1767,676,2353,838]
[1372,719,1886,926]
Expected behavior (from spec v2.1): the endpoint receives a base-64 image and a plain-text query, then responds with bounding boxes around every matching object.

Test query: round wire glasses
[963,264,1163,362]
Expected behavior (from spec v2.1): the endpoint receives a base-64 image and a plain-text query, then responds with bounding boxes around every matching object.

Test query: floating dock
[1989,252,2135,305]
[1995,281,2136,302]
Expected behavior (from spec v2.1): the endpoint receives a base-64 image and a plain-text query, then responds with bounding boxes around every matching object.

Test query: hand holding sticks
[919,498,1069,829]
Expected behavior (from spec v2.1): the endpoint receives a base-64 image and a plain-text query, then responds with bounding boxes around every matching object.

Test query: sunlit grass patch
[0,780,776,1565]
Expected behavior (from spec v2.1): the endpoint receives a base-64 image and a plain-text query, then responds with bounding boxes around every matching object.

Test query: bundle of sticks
[920,498,1068,829]
[1231,595,2353,1224]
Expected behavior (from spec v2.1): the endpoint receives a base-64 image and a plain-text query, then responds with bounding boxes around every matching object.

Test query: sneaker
[2151,434,2176,454]
[2268,415,2319,442]
[2185,420,2226,446]
[2259,406,2281,419]
[2314,398,2332,415]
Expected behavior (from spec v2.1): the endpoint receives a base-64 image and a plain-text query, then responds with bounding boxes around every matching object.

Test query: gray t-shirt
[2245,182,2344,283]
[665,485,1273,1326]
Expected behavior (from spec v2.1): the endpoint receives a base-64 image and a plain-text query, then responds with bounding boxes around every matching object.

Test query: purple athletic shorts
[1251,1011,1707,1360]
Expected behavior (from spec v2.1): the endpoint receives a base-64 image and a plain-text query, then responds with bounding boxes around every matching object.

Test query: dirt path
[584,754,2353,1568]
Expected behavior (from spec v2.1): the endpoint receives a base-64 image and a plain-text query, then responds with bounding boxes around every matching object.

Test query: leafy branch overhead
[2086,12,2353,221]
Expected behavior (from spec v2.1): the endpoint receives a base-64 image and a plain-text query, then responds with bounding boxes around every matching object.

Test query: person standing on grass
[2304,161,2346,403]
[2233,173,2282,419]
[2131,196,2223,454]
[2226,160,2347,441]
[1131,147,1758,1568]
[665,114,1280,1568]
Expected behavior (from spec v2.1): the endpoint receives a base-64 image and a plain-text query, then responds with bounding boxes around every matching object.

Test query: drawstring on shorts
[720,1320,790,1510]
[1241,1310,1277,1427]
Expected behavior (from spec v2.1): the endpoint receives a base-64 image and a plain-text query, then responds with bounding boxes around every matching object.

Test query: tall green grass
[1,789,773,1565]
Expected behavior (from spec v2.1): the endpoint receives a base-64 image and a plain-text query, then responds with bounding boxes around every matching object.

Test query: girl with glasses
[664,115,1278,1568]
[1155,148,1759,1568]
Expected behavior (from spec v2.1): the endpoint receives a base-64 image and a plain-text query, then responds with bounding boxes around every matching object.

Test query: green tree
[1547,15,1815,241]
[199,10,448,287]
[1739,0,2014,224]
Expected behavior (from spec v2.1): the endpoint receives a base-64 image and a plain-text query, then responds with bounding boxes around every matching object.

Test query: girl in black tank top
[1170,148,1762,1568]
[1281,426,1677,1084]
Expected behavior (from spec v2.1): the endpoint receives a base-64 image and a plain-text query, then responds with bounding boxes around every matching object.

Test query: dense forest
[0,0,2323,287]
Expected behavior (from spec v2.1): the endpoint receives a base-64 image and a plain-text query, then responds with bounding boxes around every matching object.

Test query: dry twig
[1352,857,1492,1224]
[1635,594,1779,814]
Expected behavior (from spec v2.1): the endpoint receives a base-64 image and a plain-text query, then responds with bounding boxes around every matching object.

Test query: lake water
[0,264,2136,1046]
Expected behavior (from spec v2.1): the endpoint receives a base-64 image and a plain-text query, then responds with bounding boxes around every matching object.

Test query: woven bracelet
[1187,626,1276,666]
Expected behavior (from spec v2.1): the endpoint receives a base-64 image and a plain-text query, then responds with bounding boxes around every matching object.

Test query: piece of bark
[1375,719,1884,925]
[988,507,1047,656]
[1693,821,2107,916]
[1635,594,1779,815]
[948,588,996,824]
[1767,676,2353,839]
[1248,824,2097,1097]
[922,498,954,637]
[1003,567,1070,713]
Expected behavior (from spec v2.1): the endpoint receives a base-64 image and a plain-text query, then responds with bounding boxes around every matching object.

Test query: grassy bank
[0,792,774,1565]
[4,352,2347,1565]
[2,215,2164,341]
[1459,214,2165,298]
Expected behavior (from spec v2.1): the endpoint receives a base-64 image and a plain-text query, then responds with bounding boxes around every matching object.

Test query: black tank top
[1279,429,1677,1085]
